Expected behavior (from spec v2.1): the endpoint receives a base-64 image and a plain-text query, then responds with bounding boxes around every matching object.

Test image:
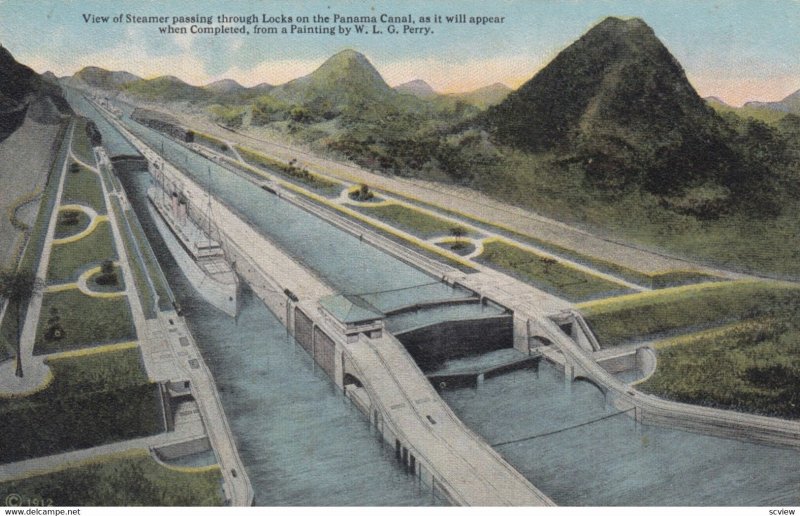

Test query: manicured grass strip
[71,117,96,166]
[350,203,474,239]
[120,198,174,313]
[34,289,136,355]
[639,318,800,419]
[194,131,236,159]
[236,144,342,196]
[47,220,117,283]
[0,122,70,360]
[0,450,223,506]
[111,198,156,319]
[0,347,162,464]
[61,163,106,214]
[225,152,475,273]
[53,209,91,239]
[579,280,800,347]
[382,190,721,288]
[476,240,633,302]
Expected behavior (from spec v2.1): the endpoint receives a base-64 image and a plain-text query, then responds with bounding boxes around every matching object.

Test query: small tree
[0,270,44,378]
[449,226,467,250]
[540,257,558,275]
[96,260,118,286]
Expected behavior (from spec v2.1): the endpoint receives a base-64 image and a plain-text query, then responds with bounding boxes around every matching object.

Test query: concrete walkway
[0,427,205,482]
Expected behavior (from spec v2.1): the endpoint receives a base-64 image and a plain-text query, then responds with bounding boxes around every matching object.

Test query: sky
[0,0,798,106]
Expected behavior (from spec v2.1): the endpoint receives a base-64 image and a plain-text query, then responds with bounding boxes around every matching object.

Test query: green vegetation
[640,317,800,419]
[0,347,162,463]
[116,197,173,315]
[236,145,341,196]
[123,76,213,102]
[61,163,106,214]
[194,131,236,158]
[707,98,788,125]
[35,289,136,355]
[352,203,473,239]
[380,190,722,289]
[47,220,116,283]
[436,240,476,256]
[209,104,246,129]
[337,209,475,273]
[71,117,96,166]
[0,124,69,362]
[579,280,800,347]
[0,452,223,506]
[54,209,90,239]
[476,240,632,301]
[88,263,125,292]
[0,272,43,376]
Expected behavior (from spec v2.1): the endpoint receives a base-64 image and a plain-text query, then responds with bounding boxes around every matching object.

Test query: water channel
[70,91,800,506]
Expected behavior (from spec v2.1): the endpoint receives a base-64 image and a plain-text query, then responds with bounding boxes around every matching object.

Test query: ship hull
[146,190,238,317]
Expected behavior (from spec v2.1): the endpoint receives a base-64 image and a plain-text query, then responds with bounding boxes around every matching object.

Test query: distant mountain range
[395,79,438,99]
[67,66,140,90]
[744,89,800,115]
[394,79,511,108]
[64,50,511,112]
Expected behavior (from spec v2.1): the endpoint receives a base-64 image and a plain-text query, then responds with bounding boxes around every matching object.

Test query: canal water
[74,92,800,506]
[118,168,440,506]
[441,363,800,506]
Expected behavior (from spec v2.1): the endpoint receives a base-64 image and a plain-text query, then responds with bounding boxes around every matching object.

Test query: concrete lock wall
[313,326,336,380]
[110,156,148,174]
[294,308,314,355]
[597,353,637,374]
[394,315,513,372]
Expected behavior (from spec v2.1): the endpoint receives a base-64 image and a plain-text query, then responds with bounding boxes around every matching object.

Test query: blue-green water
[441,364,800,506]
[77,93,800,506]
[118,169,439,506]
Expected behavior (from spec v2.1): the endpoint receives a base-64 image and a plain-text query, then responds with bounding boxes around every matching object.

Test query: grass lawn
[17,124,69,277]
[62,163,106,214]
[194,131,236,160]
[384,190,721,289]
[579,280,800,347]
[87,265,126,293]
[0,450,223,506]
[53,209,91,239]
[352,203,474,239]
[115,197,173,316]
[71,118,96,167]
[0,302,19,363]
[47,220,116,283]
[639,318,800,419]
[436,240,476,256]
[0,347,163,464]
[35,289,136,355]
[476,240,633,302]
[236,145,342,196]
[1,125,69,361]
